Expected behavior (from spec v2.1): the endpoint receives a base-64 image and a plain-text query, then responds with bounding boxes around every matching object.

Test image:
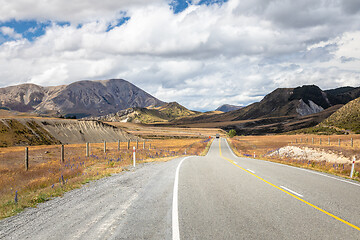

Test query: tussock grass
[0,138,209,219]
[228,135,360,181]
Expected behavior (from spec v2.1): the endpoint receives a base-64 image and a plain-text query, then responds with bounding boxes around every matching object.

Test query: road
[1,138,360,239]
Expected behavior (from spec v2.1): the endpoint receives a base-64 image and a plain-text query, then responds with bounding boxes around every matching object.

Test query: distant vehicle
[216,134,220,138]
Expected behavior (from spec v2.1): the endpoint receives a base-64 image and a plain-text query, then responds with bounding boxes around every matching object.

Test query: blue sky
[0,0,359,111]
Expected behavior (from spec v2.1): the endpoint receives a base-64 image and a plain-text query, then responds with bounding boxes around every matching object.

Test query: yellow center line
[219,139,360,232]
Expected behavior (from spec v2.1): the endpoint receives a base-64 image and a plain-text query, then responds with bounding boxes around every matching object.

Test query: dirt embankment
[0,118,136,147]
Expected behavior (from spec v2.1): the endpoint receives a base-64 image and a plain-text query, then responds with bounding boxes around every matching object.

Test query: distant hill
[320,96,360,133]
[97,102,202,124]
[215,104,243,112]
[0,79,165,118]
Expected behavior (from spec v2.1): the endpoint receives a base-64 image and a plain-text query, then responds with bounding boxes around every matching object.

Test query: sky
[0,0,360,111]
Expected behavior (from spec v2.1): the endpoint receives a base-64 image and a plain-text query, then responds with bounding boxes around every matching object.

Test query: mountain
[96,102,201,123]
[319,96,360,133]
[215,104,243,112]
[168,85,360,134]
[0,79,165,118]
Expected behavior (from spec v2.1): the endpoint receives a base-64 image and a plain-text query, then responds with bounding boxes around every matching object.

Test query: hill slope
[320,97,360,133]
[97,102,201,123]
[0,79,165,118]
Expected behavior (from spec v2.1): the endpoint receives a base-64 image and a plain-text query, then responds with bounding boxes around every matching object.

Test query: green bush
[228,129,236,138]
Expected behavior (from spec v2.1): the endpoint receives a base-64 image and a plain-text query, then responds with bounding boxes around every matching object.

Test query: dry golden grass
[0,138,210,219]
[106,122,226,139]
[228,134,360,181]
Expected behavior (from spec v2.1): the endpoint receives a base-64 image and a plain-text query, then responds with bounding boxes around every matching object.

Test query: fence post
[351,138,353,147]
[295,139,297,143]
[328,137,330,145]
[127,140,130,150]
[118,140,120,151]
[136,139,139,149]
[300,138,302,143]
[339,139,341,147]
[320,138,322,145]
[312,138,314,144]
[61,145,64,163]
[149,143,151,150]
[104,141,106,153]
[25,147,29,171]
[133,146,136,167]
[143,140,145,149]
[86,142,89,157]
[350,156,356,178]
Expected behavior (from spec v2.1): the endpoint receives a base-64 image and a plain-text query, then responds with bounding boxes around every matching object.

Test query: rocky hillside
[0,117,135,147]
[215,104,243,112]
[168,85,360,134]
[320,96,360,133]
[0,79,165,118]
[96,102,200,124]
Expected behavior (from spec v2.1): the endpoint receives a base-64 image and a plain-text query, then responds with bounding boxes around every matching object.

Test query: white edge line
[224,138,238,158]
[172,157,190,240]
[267,160,360,187]
[224,138,360,188]
[246,169,255,174]
[280,186,304,198]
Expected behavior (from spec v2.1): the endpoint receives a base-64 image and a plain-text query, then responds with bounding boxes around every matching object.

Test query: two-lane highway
[1,138,359,239]
[177,138,360,239]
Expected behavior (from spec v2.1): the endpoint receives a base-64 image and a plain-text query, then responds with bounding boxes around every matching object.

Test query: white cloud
[0,0,360,111]
[0,26,22,39]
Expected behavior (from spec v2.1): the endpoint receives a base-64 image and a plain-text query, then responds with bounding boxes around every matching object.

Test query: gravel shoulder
[0,158,183,240]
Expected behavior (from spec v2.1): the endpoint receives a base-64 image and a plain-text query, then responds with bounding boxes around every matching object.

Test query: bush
[228,129,236,138]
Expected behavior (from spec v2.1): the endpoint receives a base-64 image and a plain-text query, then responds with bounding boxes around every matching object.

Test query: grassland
[106,121,226,139]
[228,134,360,180]
[0,138,212,219]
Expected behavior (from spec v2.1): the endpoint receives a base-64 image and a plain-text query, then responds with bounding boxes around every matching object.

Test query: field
[228,134,360,180]
[0,138,212,219]
[106,122,226,139]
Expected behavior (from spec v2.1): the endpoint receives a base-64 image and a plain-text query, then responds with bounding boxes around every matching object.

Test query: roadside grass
[0,138,209,219]
[227,135,360,181]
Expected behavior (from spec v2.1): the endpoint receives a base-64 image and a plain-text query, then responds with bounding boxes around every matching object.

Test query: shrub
[228,129,236,138]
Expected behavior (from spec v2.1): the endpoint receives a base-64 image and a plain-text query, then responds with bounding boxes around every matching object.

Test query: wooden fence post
[338,139,341,147]
[351,138,353,147]
[86,142,89,157]
[143,140,145,149]
[312,138,314,144]
[25,147,29,171]
[136,139,139,149]
[319,138,322,145]
[104,141,106,153]
[118,140,120,151]
[328,137,330,145]
[128,140,130,150]
[61,145,64,163]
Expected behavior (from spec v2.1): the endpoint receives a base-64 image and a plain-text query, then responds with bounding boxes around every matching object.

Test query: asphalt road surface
[1,138,360,239]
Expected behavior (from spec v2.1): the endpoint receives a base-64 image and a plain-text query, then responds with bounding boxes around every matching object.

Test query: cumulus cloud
[0,26,22,39]
[0,0,360,111]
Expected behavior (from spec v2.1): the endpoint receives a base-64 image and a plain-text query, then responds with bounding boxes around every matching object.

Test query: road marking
[224,138,360,188]
[280,186,303,198]
[172,156,190,240]
[246,169,255,174]
[224,138,238,158]
[267,160,360,187]
[219,140,360,232]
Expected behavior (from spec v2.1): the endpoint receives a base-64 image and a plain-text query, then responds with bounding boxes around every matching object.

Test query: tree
[228,129,236,138]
